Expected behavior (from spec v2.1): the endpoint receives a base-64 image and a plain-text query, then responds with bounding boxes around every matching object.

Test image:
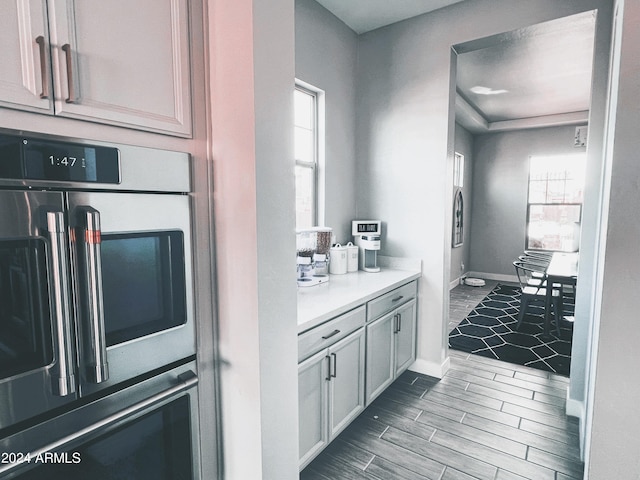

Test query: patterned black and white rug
[448,284,574,376]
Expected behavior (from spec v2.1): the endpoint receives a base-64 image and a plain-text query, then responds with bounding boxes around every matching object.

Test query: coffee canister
[329,244,347,274]
[346,242,359,272]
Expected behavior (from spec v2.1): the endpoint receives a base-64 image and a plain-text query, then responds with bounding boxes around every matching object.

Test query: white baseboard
[566,387,586,460]
[409,356,451,379]
[467,271,518,284]
[450,276,461,290]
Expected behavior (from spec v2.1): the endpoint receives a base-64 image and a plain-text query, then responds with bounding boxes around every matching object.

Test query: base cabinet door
[394,299,417,376]
[365,312,395,404]
[298,327,365,470]
[328,328,365,438]
[298,350,329,468]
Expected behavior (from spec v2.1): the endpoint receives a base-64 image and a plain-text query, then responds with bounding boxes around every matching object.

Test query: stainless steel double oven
[0,131,200,478]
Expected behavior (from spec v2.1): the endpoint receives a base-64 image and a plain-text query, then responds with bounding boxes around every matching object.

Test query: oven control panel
[0,134,120,184]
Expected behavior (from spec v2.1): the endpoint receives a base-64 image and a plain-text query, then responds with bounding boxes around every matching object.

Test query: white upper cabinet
[1,0,192,137]
[0,0,52,113]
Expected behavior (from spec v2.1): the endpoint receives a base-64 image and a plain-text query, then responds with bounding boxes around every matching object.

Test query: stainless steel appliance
[0,132,196,433]
[0,361,200,479]
[352,220,381,272]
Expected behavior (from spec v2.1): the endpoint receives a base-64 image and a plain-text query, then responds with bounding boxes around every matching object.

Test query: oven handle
[0,371,198,476]
[76,207,109,384]
[46,212,76,396]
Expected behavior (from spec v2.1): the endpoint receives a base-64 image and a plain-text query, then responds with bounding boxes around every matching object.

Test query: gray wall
[295,0,358,243]
[469,125,587,278]
[355,0,612,379]
[450,124,474,286]
[587,0,640,476]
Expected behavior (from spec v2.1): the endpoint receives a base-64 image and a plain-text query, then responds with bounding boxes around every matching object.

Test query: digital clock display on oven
[22,139,120,183]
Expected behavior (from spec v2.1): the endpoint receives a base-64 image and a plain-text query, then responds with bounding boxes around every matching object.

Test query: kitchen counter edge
[297,268,421,334]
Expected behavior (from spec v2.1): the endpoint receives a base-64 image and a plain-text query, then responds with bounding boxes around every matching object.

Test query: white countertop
[297,267,421,334]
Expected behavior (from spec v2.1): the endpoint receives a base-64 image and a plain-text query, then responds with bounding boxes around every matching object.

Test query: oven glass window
[100,231,187,346]
[0,239,52,379]
[15,396,193,479]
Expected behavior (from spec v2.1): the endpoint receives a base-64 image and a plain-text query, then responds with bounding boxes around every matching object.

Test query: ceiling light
[470,86,508,95]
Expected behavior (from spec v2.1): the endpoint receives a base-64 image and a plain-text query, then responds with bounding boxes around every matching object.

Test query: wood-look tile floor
[300,284,583,480]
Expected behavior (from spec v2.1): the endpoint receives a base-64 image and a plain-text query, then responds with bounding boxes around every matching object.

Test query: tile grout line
[414,410,424,422]
[362,454,376,471]
[378,425,389,439]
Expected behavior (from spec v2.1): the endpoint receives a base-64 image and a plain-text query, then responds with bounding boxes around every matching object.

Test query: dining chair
[517,255,547,286]
[513,260,563,337]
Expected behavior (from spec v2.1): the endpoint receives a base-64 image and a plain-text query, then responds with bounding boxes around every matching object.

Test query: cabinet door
[365,311,395,405]
[0,0,52,113]
[48,0,192,136]
[395,299,417,376]
[328,328,365,439]
[298,349,329,469]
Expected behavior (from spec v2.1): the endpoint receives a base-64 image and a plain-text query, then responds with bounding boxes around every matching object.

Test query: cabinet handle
[35,36,49,99]
[321,329,340,340]
[62,44,76,103]
[397,313,402,332]
[331,353,337,378]
[393,314,399,333]
[392,295,404,302]
[325,355,332,381]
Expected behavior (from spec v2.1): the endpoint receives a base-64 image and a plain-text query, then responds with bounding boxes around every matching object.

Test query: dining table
[544,252,579,337]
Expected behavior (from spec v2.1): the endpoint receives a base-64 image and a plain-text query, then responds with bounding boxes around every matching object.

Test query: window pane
[527,204,582,252]
[527,154,586,251]
[294,126,314,163]
[565,178,584,203]
[528,180,547,203]
[294,90,314,129]
[295,165,314,228]
[453,153,464,187]
[546,179,567,203]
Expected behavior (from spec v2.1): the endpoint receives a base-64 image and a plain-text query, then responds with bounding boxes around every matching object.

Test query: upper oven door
[67,191,195,396]
[0,190,79,430]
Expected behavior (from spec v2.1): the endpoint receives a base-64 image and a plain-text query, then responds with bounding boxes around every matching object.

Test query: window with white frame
[526,154,586,252]
[453,152,464,188]
[294,85,320,229]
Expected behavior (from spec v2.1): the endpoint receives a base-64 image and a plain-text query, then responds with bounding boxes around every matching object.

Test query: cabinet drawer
[299,306,366,362]
[367,281,417,322]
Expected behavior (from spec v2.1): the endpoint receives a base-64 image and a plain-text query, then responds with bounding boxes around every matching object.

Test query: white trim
[566,386,586,460]
[409,356,450,379]
[466,271,518,284]
[294,79,326,227]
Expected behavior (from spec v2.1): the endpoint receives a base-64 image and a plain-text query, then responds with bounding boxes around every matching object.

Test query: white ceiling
[455,11,596,132]
[310,2,597,133]
[314,0,465,34]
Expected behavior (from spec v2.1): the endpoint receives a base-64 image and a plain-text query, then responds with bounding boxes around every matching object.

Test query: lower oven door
[66,191,195,396]
[0,362,200,480]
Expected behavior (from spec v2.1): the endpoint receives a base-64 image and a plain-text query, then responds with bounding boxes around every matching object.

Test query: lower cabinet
[298,327,365,469]
[365,298,417,404]
[298,279,418,469]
